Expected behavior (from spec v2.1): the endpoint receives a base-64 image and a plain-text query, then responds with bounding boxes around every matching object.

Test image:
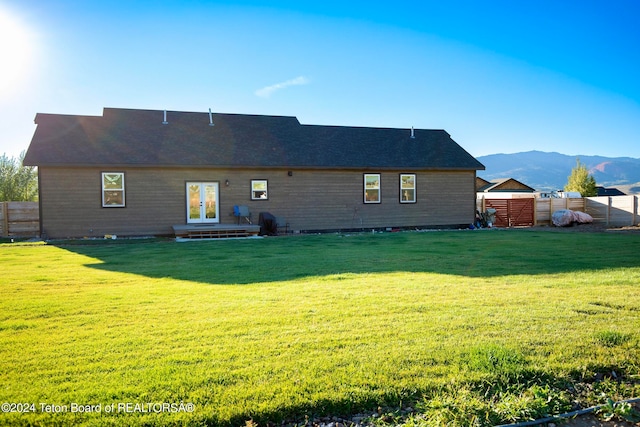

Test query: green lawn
[1,230,639,426]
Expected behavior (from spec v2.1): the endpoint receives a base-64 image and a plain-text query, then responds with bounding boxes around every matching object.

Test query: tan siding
[39,167,476,238]
[507,181,532,191]
[422,171,476,225]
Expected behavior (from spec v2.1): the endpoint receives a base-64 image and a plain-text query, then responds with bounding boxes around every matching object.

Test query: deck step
[172,224,261,240]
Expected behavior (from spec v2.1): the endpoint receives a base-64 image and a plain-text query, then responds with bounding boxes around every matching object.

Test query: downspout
[36,167,43,239]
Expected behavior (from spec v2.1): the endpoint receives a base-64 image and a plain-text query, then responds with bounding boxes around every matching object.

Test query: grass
[0,230,639,426]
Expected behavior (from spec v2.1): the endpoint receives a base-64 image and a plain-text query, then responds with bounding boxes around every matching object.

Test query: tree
[564,158,597,197]
[0,151,38,201]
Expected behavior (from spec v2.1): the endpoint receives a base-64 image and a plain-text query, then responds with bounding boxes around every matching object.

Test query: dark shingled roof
[477,178,536,192]
[596,186,626,196]
[24,108,485,170]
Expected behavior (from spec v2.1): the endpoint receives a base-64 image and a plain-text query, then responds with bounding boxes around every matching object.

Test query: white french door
[186,182,219,223]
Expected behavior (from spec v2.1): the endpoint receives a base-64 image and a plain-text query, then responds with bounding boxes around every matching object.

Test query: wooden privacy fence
[0,202,39,237]
[3,198,638,236]
[478,196,640,227]
[534,198,587,226]
[584,195,639,226]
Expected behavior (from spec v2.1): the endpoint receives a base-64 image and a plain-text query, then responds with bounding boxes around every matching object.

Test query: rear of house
[24,108,484,238]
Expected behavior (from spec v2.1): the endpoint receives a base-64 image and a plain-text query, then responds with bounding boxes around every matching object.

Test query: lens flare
[0,8,34,94]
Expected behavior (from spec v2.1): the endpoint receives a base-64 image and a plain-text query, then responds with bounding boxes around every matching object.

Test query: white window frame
[251,179,268,200]
[102,172,125,207]
[400,174,416,203]
[186,182,220,224]
[364,173,381,204]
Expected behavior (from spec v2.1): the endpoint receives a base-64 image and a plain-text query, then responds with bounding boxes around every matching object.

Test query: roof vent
[162,110,168,125]
[410,126,415,139]
[208,108,214,127]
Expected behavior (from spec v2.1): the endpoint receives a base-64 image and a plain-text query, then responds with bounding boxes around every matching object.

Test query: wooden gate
[484,199,534,227]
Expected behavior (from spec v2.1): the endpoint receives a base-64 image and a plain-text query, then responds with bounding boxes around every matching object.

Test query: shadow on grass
[42,232,640,426]
[53,230,640,285]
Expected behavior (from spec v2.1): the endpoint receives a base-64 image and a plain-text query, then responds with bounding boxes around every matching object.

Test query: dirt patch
[517,223,640,234]
[604,225,640,233]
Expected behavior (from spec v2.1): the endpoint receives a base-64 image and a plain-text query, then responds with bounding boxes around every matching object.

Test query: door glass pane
[204,184,217,219]
[189,184,201,220]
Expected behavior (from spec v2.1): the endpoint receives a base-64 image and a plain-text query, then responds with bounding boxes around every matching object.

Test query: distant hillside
[476,151,640,193]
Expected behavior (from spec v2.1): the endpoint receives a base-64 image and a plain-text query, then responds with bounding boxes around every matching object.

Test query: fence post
[606,197,611,226]
[1,202,7,237]
[633,196,638,226]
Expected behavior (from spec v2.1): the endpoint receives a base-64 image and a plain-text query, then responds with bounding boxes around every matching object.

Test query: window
[364,174,380,203]
[400,174,416,203]
[102,172,125,207]
[251,180,268,200]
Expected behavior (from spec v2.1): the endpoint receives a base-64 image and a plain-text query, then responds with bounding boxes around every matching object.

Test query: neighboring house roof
[476,178,536,192]
[24,108,485,171]
[596,186,626,196]
[475,177,491,191]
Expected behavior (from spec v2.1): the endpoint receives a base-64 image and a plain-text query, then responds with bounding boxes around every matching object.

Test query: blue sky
[1,0,639,159]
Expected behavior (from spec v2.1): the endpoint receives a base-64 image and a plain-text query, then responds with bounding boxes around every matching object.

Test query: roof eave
[29,163,486,171]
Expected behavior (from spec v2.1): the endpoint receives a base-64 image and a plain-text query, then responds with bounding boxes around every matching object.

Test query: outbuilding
[476,177,537,198]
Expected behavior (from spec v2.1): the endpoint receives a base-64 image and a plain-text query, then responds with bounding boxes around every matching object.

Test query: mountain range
[476,151,640,194]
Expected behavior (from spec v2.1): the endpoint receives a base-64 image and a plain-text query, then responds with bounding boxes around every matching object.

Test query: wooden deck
[172,224,261,240]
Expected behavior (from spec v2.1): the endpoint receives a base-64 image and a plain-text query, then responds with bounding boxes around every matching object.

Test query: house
[476,177,536,199]
[24,108,485,238]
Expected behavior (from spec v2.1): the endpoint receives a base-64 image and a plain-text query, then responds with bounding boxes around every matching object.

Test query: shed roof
[24,108,485,170]
[477,178,536,192]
